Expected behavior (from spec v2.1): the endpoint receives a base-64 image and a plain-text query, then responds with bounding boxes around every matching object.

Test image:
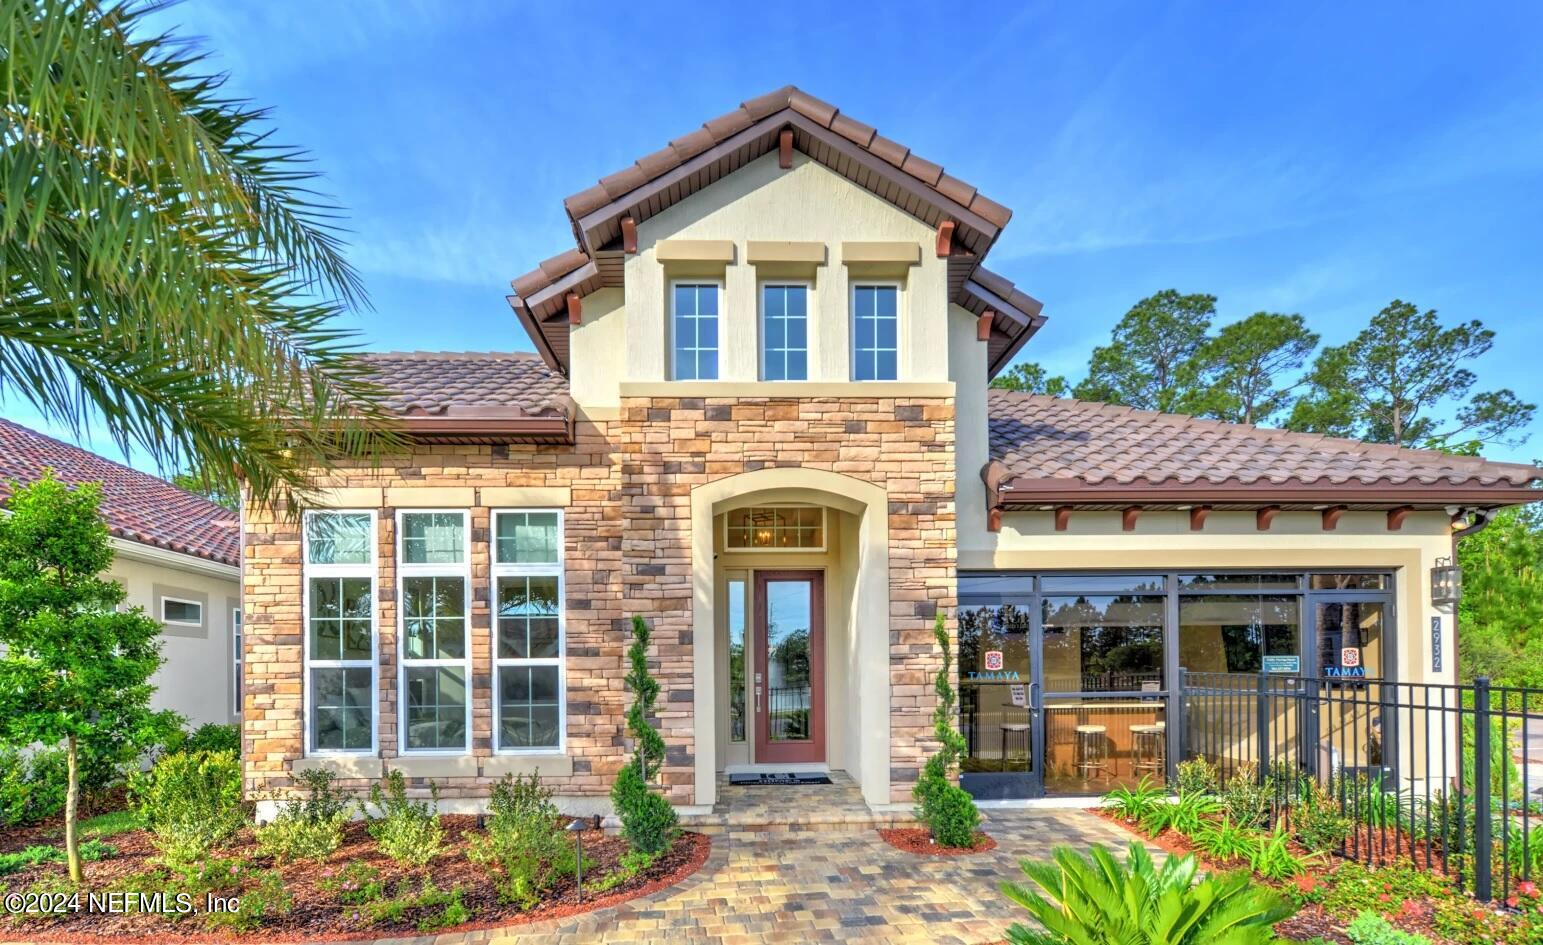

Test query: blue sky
[11,0,1543,466]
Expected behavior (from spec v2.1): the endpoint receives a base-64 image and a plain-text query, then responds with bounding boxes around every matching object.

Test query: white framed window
[232,607,243,716]
[303,510,377,755]
[851,282,900,381]
[724,505,827,551]
[492,509,565,753]
[761,282,810,381]
[671,280,721,380]
[396,510,470,755]
[160,596,204,627]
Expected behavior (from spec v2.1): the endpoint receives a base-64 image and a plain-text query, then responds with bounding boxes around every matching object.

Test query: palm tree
[1,0,395,506]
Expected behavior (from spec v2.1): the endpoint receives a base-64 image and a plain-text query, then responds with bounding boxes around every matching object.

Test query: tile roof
[987,391,1542,495]
[356,352,570,418]
[0,419,240,566]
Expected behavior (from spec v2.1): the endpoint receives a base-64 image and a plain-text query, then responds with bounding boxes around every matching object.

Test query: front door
[753,571,824,764]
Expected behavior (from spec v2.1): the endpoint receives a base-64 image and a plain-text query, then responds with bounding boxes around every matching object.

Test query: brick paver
[378,809,1147,945]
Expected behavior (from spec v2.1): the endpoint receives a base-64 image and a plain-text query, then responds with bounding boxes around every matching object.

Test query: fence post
[1172,668,1188,782]
[1256,671,1270,783]
[1474,676,1493,902]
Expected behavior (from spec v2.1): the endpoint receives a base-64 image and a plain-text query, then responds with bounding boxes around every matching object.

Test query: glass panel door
[959,602,1040,798]
[753,571,825,763]
[1314,600,1390,777]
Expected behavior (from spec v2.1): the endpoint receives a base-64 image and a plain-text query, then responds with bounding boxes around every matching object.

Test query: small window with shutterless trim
[160,597,203,626]
[851,283,899,381]
[761,282,810,381]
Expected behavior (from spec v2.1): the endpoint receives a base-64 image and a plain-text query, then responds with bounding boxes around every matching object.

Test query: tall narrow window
[304,511,375,754]
[398,511,469,753]
[233,608,243,716]
[761,283,809,380]
[852,284,899,381]
[672,282,720,380]
[493,510,565,751]
[727,576,747,742]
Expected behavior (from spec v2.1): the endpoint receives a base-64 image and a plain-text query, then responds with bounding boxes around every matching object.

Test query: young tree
[2,0,397,507]
[991,362,1072,397]
[610,616,677,856]
[1073,290,1216,412]
[0,473,180,881]
[1192,312,1319,425]
[1287,300,1534,450]
[913,611,980,847]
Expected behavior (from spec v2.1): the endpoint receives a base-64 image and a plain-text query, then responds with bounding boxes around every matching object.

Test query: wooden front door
[753,570,825,764]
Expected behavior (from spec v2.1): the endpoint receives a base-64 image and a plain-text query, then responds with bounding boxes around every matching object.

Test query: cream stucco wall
[110,548,241,727]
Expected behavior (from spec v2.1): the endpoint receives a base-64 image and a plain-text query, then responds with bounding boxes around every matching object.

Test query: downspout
[1448,507,1498,682]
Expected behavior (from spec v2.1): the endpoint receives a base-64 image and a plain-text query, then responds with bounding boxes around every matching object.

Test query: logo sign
[1341,647,1361,668]
[984,650,1004,672]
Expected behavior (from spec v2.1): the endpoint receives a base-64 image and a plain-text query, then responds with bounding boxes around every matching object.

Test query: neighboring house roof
[356,352,573,444]
[507,85,1042,378]
[985,391,1543,509]
[0,418,240,566]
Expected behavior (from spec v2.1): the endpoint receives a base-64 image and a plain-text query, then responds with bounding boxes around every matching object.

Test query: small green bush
[612,765,677,857]
[201,867,293,933]
[912,611,981,848]
[0,746,67,827]
[1346,911,1431,945]
[1247,822,1314,881]
[183,723,241,756]
[465,773,575,910]
[1100,776,1167,823]
[1140,788,1220,837]
[255,768,353,863]
[130,749,246,867]
[1176,757,1220,796]
[0,843,111,876]
[367,770,443,867]
[1291,780,1352,853]
[1219,762,1272,830]
[611,616,679,856]
[319,861,386,906]
[1191,816,1257,864]
[924,780,981,848]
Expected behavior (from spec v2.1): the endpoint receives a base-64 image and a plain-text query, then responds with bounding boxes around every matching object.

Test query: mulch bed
[877,827,997,856]
[2,815,710,943]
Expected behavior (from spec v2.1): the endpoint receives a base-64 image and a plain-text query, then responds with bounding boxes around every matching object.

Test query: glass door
[753,571,825,763]
[1310,598,1391,779]
[958,600,1040,799]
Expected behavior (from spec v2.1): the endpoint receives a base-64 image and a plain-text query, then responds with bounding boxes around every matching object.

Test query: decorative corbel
[1054,506,1073,532]
[980,460,1010,535]
[1189,506,1211,531]
[935,220,956,257]
[976,312,994,342]
[565,292,582,325]
[1387,506,1414,531]
[987,508,1002,533]
[1321,506,1347,531]
[778,128,794,169]
[620,216,638,254]
[1256,505,1280,531]
[1122,506,1142,532]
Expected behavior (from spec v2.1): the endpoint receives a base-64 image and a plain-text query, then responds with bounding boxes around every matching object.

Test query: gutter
[110,537,240,580]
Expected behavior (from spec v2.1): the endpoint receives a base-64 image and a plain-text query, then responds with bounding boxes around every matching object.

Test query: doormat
[728,772,833,786]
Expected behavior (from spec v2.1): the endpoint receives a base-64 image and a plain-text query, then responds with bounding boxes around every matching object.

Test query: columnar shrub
[913,610,981,847]
[130,749,246,867]
[466,773,575,909]
[611,615,678,856]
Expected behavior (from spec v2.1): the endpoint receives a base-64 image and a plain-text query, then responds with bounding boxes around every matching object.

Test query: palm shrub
[367,770,444,867]
[255,768,353,863]
[1141,789,1221,838]
[129,749,246,868]
[611,616,678,856]
[466,773,575,909]
[1003,841,1294,945]
[913,611,981,847]
[1101,776,1168,824]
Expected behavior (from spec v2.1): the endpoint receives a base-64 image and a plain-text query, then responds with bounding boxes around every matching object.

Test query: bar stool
[1131,722,1166,780]
[1075,724,1109,783]
[1000,723,1030,766]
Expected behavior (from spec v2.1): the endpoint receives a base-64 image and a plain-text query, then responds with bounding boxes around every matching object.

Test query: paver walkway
[408,808,1146,945]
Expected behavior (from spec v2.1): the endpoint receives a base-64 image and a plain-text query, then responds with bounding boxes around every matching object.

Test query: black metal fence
[1179,670,1541,902]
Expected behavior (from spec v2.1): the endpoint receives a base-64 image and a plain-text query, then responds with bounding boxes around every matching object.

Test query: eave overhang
[994,474,1543,511]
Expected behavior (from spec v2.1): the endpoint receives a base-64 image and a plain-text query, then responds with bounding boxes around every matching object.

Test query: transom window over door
[761,283,809,380]
[672,282,720,380]
[303,511,376,754]
[398,511,470,753]
[492,510,565,752]
[852,283,898,381]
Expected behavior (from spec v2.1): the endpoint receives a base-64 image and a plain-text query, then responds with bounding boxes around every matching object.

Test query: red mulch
[2,816,711,943]
[877,827,997,856]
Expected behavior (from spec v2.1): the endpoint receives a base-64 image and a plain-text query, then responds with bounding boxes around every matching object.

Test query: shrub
[319,861,386,906]
[130,749,245,867]
[913,611,981,848]
[255,768,353,863]
[1140,788,1220,838]
[183,723,241,756]
[1291,779,1352,853]
[1247,822,1314,881]
[1346,911,1431,945]
[465,773,574,909]
[926,781,982,848]
[367,770,443,867]
[1101,776,1167,823]
[1191,816,1257,864]
[1002,841,1294,945]
[202,867,293,933]
[1175,758,1219,796]
[611,615,678,856]
[0,745,67,827]
[1219,762,1272,830]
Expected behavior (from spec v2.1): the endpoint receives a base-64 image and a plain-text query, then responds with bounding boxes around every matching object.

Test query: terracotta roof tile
[669,127,716,163]
[967,192,1013,228]
[510,249,592,298]
[987,392,1542,491]
[786,89,838,126]
[866,133,910,168]
[356,352,569,418]
[742,86,795,121]
[829,113,876,147]
[0,419,240,566]
[901,152,945,186]
[635,145,682,179]
[704,108,754,142]
[936,173,977,207]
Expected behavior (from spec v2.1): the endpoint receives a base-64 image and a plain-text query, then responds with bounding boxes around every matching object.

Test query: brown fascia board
[964,276,1047,378]
[570,110,1003,258]
[527,260,601,321]
[997,478,1543,508]
[506,295,565,375]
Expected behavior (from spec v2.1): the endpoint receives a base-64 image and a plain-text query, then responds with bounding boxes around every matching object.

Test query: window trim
[302,509,379,757]
[723,504,828,553]
[232,607,243,717]
[670,278,723,381]
[159,595,204,627]
[759,279,813,381]
[849,280,902,382]
[395,509,472,757]
[491,508,566,755]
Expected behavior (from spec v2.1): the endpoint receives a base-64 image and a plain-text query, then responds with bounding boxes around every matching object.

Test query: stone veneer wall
[242,396,956,807]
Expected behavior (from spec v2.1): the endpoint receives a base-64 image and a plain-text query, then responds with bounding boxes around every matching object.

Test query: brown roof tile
[829,113,876,147]
[967,192,1013,229]
[866,133,910,169]
[511,249,591,298]
[786,89,838,126]
[935,173,977,207]
[987,392,1542,492]
[0,419,240,566]
[901,152,945,186]
[357,352,569,418]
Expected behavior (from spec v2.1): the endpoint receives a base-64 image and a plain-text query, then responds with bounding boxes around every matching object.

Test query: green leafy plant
[129,749,246,868]
[182,723,242,756]
[319,861,386,906]
[611,615,679,856]
[367,770,444,867]
[0,842,108,876]
[588,849,656,894]
[78,809,141,839]
[1001,841,1294,945]
[360,876,467,930]
[1290,779,1352,853]
[0,475,183,880]
[0,745,66,827]
[255,768,354,863]
[201,867,293,933]
[1192,817,1258,864]
[1176,758,1220,796]
[1219,763,1272,830]
[465,773,575,909]
[913,611,982,848]
[1140,789,1221,838]
[1345,911,1431,945]
[1101,776,1168,823]
[1311,860,1452,919]
[1246,822,1313,881]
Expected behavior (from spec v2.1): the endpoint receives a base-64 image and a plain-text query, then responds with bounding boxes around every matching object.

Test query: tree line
[992,290,1535,454]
